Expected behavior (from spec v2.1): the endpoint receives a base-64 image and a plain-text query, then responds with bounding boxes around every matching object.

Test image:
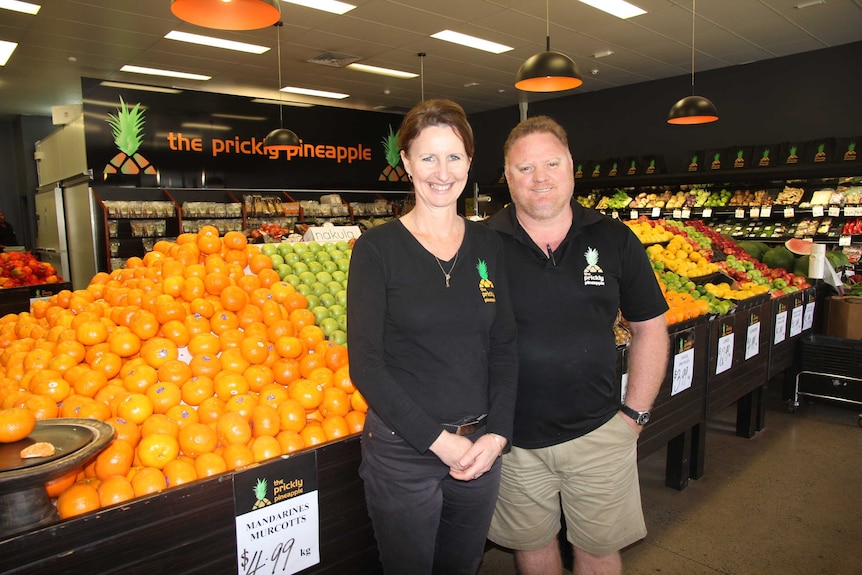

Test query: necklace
[434,250,459,288]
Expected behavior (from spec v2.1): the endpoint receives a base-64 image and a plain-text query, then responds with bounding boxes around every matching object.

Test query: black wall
[468,41,862,185]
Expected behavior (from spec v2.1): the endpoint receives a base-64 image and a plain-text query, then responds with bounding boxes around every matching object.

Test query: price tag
[630,210,638,220]
[812,205,825,217]
[839,235,852,246]
[735,208,745,219]
[829,206,841,217]
[773,310,787,345]
[749,207,760,219]
[671,347,695,396]
[760,206,771,218]
[681,208,691,219]
[702,207,713,218]
[715,332,734,375]
[803,301,815,331]
[784,207,795,218]
[844,206,855,217]
[745,320,760,360]
[235,452,320,575]
[611,210,619,220]
[652,207,661,218]
[673,209,682,219]
[790,303,803,337]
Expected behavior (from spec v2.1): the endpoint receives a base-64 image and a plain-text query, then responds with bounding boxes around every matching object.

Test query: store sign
[234,451,320,575]
[303,225,362,243]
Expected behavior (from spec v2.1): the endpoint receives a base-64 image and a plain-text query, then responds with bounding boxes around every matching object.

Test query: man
[487,116,669,575]
[0,211,18,248]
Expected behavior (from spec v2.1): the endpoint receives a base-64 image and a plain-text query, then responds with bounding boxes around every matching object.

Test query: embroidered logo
[477,260,496,303]
[583,247,605,286]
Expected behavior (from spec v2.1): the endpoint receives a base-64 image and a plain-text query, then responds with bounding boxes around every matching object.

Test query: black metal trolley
[792,334,862,426]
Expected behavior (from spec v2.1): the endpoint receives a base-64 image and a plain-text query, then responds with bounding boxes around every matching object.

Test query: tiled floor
[478,382,862,575]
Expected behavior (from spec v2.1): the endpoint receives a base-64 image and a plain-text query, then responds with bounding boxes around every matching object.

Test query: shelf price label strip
[234,451,320,575]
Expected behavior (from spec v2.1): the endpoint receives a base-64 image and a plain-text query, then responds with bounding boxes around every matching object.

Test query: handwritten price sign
[745,321,760,360]
[789,304,804,338]
[672,347,694,396]
[803,301,815,331]
[235,452,320,575]
[773,310,787,345]
[715,333,734,375]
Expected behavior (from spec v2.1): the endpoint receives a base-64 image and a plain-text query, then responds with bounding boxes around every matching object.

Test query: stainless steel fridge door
[34,186,71,283]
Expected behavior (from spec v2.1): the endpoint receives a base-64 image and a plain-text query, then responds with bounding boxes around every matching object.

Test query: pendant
[444,274,451,288]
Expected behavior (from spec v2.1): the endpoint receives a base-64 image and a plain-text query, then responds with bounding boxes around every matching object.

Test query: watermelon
[794,255,810,277]
[825,250,850,269]
[785,238,815,255]
[762,245,796,272]
[738,240,768,261]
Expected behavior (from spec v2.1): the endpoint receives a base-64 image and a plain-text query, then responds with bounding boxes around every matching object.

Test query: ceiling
[1,0,861,120]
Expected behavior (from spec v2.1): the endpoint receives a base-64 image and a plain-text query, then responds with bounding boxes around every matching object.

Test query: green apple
[284,274,301,288]
[300,251,316,264]
[292,242,309,255]
[335,289,347,307]
[292,261,309,275]
[295,283,312,296]
[336,259,350,273]
[329,249,345,261]
[329,329,347,346]
[315,251,332,264]
[311,305,331,323]
[327,304,345,319]
[327,281,343,296]
[324,242,338,253]
[336,315,347,332]
[298,271,317,286]
[315,271,333,285]
[322,260,338,274]
[260,244,279,256]
[275,263,292,280]
[277,242,294,256]
[319,317,339,337]
[331,270,346,283]
[312,282,328,297]
[307,261,323,274]
[306,242,322,254]
[304,294,320,309]
[319,293,336,307]
[269,254,285,267]
[283,252,300,265]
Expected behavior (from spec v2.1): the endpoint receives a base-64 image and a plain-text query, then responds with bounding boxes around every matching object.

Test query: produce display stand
[0,436,383,575]
[767,288,815,381]
[704,295,772,439]
[0,282,73,316]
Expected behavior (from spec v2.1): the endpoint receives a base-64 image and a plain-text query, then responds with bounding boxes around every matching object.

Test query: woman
[347,98,517,575]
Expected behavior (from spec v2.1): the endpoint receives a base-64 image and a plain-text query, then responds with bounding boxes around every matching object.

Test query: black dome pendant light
[263,21,301,154]
[667,0,718,124]
[515,0,582,92]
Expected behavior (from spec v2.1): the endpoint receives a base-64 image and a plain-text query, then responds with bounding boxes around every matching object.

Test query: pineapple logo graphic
[591,163,601,177]
[583,247,605,286]
[646,158,656,174]
[103,97,156,180]
[814,143,827,162]
[759,148,771,167]
[251,478,272,510]
[627,159,637,175]
[609,161,618,177]
[844,142,856,162]
[688,155,699,172]
[477,260,496,303]
[575,163,584,178]
[378,125,410,182]
[734,149,745,168]
[710,152,722,170]
[786,145,798,164]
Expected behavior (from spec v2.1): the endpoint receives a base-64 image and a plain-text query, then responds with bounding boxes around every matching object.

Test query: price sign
[749,207,760,219]
[760,206,772,218]
[745,318,761,360]
[829,206,841,217]
[630,210,638,220]
[839,235,852,246]
[715,332,734,375]
[784,207,795,218]
[672,347,694,396]
[652,207,661,218]
[235,452,320,575]
[803,301,815,331]
[702,207,713,218]
[673,209,682,219]
[773,310,787,345]
[812,205,824,217]
[790,302,804,337]
[681,208,691,219]
[735,208,745,219]
[611,211,619,220]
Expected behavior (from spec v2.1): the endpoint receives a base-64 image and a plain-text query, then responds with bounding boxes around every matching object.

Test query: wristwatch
[620,404,650,425]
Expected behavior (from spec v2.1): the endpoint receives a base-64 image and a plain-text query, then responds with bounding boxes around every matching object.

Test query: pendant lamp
[263,22,301,154]
[170,0,281,31]
[515,0,582,92]
[667,0,718,124]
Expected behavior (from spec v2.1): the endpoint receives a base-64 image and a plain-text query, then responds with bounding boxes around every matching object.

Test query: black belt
[441,414,487,436]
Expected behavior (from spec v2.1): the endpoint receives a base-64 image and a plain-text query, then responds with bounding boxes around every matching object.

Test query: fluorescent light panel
[579,0,646,19]
[100,81,183,94]
[120,65,211,81]
[431,30,513,54]
[0,0,40,15]
[346,63,417,79]
[0,40,17,66]
[281,86,349,99]
[165,31,269,54]
[251,98,314,108]
[281,0,355,15]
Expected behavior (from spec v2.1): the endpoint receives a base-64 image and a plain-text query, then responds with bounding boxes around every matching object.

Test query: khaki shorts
[488,413,646,555]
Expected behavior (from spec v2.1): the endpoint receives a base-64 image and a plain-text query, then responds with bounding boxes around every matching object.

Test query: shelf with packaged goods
[164,189,243,235]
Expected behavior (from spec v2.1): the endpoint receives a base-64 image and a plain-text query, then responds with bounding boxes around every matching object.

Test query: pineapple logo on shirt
[583,247,605,286]
[477,260,496,303]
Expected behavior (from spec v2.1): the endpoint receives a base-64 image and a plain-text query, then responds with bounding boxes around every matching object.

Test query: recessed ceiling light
[0,0,40,15]
[165,31,269,54]
[431,30,513,54]
[281,0,355,15]
[0,40,17,66]
[251,98,315,108]
[280,86,349,99]
[346,63,418,79]
[120,65,211,81]
[578,0,646,19]
[100,81,184,94]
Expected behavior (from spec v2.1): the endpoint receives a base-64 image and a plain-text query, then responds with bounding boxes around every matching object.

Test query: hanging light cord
[690,0,696,91]
[419,52,426,101]
[545,0,551,51]
[276,21,284,129]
